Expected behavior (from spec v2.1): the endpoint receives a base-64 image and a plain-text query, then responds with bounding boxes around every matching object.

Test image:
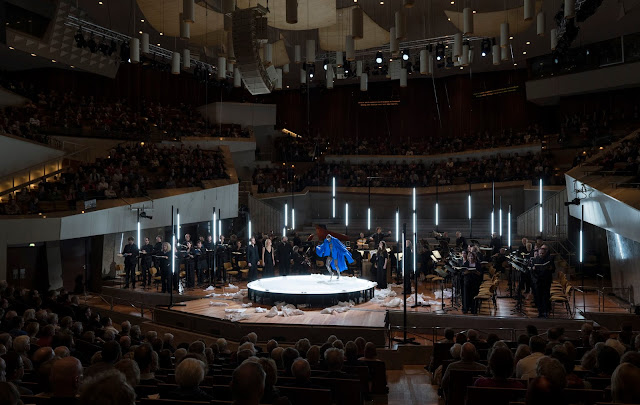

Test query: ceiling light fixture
[375,51,383,64]
[402,49,410,61]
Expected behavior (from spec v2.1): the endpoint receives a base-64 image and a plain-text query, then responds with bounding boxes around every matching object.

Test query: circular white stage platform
[247,275,377,306]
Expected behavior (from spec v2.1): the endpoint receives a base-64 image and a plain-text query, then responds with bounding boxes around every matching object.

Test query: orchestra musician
[182,233,192,246]
[292,232,302,247]
[140,237,154,287]
[375,241,389,289]
[216,235,229,283]
[369,227,391,247]
[204,235,214,282]
[277,236,293,276]
[121,237,139,289]
[183,241,196,289]
[455,231,468,251]
[152,235,163,273]
[489,232,502,256]
[291,246,309,274]
[246,237,260,281]
[357,233,369,250]
[462,251,483,314]
[518,237,529,255]
[194,241,207,287]
[531,244,555,318]
[403,239,414,294]
[156,242,172,293]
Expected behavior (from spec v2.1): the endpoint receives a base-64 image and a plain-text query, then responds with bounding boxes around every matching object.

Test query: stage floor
[93,276,631,345]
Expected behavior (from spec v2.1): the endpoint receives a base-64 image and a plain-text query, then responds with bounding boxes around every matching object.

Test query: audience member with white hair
[115,358,141,388]
[12,335,33,371]
[79,369,136,405]
[165,358,213,401]
[54,346,70,358]
[612,363,640,403]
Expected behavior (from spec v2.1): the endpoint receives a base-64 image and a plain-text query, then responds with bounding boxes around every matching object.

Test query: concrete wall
[526,61,640,105]
[606,231,639,305]
[197,102,276,127]
[0,183,239,280]
[0,134,65,177]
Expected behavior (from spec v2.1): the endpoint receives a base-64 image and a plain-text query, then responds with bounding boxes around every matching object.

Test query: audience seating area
[0,281,389,405]
[254,151,560,193]
[0,142,228,215]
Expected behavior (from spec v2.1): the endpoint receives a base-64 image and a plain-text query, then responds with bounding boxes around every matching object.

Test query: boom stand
[393,224,419,346]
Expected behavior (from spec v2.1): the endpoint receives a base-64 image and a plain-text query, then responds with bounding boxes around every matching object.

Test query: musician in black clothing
[246,237,260,281]
[518,238,529,255]
[216,236,228,283]
[194,241,207,286]
[403,240,415,294]
[156,242,172,293]
[291,246,308,274]
[277,236,293,276]
[122,237,139,289]
[182,233,193,246]
[369,227,391,247]
[204,235,214,281]
[152,235,163,270]
[183,241,196,289]
[531,245,555,318]
[489,233,502,255]
[455,231,468,251]
[140,237,154,287]
[292,232,302,247]
[462,251,483,314]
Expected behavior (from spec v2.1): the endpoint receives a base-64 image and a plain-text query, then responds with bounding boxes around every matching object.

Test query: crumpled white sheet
[381,297,403,308]
[203,286,216,291]
[320,300,355,315]
[209,301,229,307]
[226,284,239,290]
[405,293,431,306]
[388,283,401,288]
[264,304,304,317]
[265,306,279,318]
[225,313,251,322]
[375,288,397,299]
[205,292,222,298]
[241,302,253,308]
[434,288,453,299]
[224,308,246,313]
[255,307,267,313]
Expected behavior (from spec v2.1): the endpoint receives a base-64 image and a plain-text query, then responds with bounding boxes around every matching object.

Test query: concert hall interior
[1,0,640,404]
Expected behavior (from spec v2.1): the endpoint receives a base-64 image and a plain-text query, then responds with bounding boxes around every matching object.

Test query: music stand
[392,224,419,346]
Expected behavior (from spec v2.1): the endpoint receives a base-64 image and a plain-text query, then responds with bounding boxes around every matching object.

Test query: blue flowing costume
[315,235,354,273]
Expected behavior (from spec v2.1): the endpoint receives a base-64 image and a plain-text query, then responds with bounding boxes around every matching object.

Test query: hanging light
[227,33,235,63]
[130,38,140,63]
[564,0,575,19]
[463,7,473,35]
[419,49,428,73]
[400,68,407,87]
[345,36,355,61]
[171,51,180,74]
[294,45,301,63]
[390,27,399,56]
[336,51,343,67]
[356,60,363,77]
[286,0,298,24]
[501,45,509,61]
[217,57,226,79]
[375,51,383,64]
[276,68,283,90]
[306,39,315,64]
[395,10,406,40]
[453,32,462,57]
[360,72,368,91]
[500,22,509,48]
[264,43,273,65]
[300,67,307,84]
[460,42,470,66]
[141,33,149,54]
[283,63,290,73]
[234,68,242,87]
[180,13,190,39]
[492,44,500,65]
[183,0,195,23]
[352,6,364,39]
[537,12,545,36]
[326,64,334,89]
[524,0,534,21]
[551,28,558,50]
[402,49,410,61]
[183,49,190,69]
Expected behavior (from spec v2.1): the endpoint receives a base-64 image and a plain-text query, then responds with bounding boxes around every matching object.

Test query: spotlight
[375,51,383,64]
[435,42,445,61]
[481,38,491,57]
[139,211,153,220]
[323,58,329,71]
[402,49,409,61]
[309,66,315,78]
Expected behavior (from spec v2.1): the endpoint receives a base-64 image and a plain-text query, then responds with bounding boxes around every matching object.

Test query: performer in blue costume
[315,235,354,280]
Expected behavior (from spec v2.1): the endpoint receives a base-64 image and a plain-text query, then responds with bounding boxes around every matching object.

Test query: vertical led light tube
[332,177,336,218]
[284,203,288,227]
[395,208,400,242]
[539,178,543,233]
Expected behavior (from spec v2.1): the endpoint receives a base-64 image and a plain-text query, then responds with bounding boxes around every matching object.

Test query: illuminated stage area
[247,275,378,306]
